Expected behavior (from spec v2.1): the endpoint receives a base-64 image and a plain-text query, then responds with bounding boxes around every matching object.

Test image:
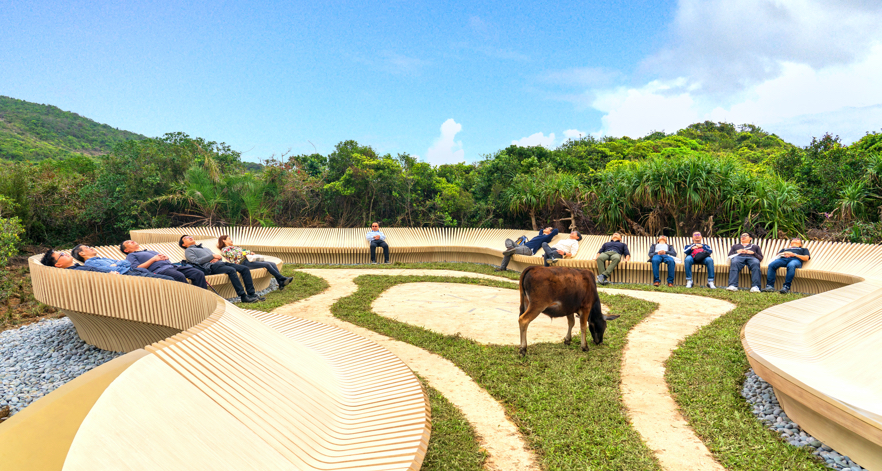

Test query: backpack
[514,235,529,247]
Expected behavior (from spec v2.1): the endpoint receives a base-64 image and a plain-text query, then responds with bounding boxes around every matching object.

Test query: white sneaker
[685,280,693,288]
[726,285,738,291]
[749,286,761,293]
[707,281,717,289]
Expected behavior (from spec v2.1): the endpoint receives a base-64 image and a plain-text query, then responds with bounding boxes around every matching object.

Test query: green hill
[0,95,146,161]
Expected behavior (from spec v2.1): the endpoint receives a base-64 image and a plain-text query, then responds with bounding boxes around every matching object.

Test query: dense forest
[0,98,880,259]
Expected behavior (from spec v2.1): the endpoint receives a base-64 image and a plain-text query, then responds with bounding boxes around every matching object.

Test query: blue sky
[3,1,881,164]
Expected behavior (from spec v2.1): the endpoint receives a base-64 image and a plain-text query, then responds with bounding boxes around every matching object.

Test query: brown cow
[518,266,619,355]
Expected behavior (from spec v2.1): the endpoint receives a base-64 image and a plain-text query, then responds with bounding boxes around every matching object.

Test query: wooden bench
[4,254,430,470]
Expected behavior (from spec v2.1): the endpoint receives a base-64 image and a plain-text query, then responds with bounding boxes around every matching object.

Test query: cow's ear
[604,315,620,321]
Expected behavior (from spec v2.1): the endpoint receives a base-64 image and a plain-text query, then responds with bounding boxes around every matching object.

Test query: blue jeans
[766,258,803,288]
[684,255,714,281]
[728,256,761,288]
[651,254,676,283]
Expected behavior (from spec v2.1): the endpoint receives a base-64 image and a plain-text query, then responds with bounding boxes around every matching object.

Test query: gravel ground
[0,317,125,421]
[742,369,867,470]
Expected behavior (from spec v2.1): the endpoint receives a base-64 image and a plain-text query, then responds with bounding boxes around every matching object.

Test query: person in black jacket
[726,233,764,292]
[594,232,631,285]
[764,238,811,294]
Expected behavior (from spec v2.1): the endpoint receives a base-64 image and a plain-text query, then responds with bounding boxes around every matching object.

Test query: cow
[518,266,619,355]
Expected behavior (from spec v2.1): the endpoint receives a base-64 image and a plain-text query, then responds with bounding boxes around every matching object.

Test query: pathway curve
[272,269,736,471]
[271,269,539,471]
[601,288,735,471]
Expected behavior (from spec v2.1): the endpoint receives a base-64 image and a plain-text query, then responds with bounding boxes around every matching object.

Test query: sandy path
[271,269,538,471]
[601,288,735,471]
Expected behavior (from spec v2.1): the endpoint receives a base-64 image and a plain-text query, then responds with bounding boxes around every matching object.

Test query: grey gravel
[742,369,868,470]
[224,278,279,304]
[0,317,125,420]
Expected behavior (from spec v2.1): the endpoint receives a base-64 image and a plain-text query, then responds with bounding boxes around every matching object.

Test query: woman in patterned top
[218,235,293,290]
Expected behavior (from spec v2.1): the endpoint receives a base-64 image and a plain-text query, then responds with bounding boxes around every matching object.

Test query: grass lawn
[421,380,489,470]
[330,273,662,470]
[245,266,329,311]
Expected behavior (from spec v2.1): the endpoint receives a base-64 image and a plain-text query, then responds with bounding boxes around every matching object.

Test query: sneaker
[549,258,559,264]
[779,286,791,294]
[370,260,377,264]
[749,286,761,293]
[241,295,259,303]
[762,285,775,292]
[685,279,693,288]
[596,274,606,284]
[494,267,507,272]
[278,277,293,290]
[726,285,738,291]
[707,281,717,289]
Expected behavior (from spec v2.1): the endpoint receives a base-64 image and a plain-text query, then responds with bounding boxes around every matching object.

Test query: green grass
[244,267,329,312]
[421,380,488,470]
[330,273,661,470]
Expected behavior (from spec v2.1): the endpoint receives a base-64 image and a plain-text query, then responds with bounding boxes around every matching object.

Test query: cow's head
[589,314,620,345]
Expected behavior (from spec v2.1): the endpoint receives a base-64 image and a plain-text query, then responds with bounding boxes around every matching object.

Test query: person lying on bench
[365,222,390,264]
[71,245,175,280]
[541,231,581,266]
[218,235,293,290]
[496,227,559,272]
[120,240,208,289]
[179,235,263,303]
[593,232,631,285]
[764,238,811,294]
[40,249,119,273]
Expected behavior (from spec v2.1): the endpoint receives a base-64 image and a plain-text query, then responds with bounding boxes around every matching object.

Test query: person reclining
[764,238,811,294]
[40,249,119,273]
[496,227,559,272]
[218,235,293,289]
[593,232,631,285]
[365,222,390,264]
[649,235,678,287]
[71,245,175,280]
[541,231,581,266]
[683,231,716,289]
[179,235,263,303]
[726,232,764,292]
[120,240,208,289]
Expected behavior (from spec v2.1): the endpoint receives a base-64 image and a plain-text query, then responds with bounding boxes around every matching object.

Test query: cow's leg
[564,313,575,345]
[518,305,544,356]
[579,308,589,351]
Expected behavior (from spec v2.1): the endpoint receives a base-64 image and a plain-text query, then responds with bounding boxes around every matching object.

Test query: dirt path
[601,288,735,471]
[271,269,539,471]
[272,269,736,471]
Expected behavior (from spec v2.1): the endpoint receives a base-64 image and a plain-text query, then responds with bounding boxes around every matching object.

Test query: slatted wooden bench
[2,255,430,470]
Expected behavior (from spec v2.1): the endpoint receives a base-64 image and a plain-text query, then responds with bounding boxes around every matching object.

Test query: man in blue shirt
[365,222,390,264]
[40,249,120,274]
[495,227,559,272]
[71,245,174,280]
[120,240,208,289]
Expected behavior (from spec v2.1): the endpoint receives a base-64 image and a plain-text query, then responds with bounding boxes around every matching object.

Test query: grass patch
[421,380,488,470]
[330,273,661,470]
[243,267,329,312]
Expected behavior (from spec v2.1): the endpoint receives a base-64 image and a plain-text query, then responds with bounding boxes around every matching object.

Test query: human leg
[746,258,762,289]
[663,255,676,284]
[766,258,787,288]
[684,255,694,280]
[783,259,803,288]
[651,255,662,283]
[175,265,208,289]
[242,260,284,282]
[155,266,188,284]
[728,257,745,288]
[378,241,390,262]
[703,257,715,281]
[601,252,621,278]
[230,263,256,295]
[125,267,175,281]
[369,240,379,262]
[209,264,247,297]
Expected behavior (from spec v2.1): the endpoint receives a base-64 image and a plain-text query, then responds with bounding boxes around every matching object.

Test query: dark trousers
[541,242,561,266]
[156,265,208,289]
[370,240,390,262]
[766,258,803,288]
[728,256,761,288]
[501,239,532,270]
[241,260,285,282]
[125,267,175,281]
[206,262,255,297]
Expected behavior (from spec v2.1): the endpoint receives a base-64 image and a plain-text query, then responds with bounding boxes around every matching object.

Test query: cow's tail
[519,266,538,316]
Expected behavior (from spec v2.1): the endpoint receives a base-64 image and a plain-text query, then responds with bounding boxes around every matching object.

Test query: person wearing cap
[593,232,631,285]
[648,235,678,287]
[726,232,764,292]
[71,244,175,280]
[684,231,716,289]
[179,235,263,303]
[540,231,581,266]
[365,222,390,264]
[764,238,811,294]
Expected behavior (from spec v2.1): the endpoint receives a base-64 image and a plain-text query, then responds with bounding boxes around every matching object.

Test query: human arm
[754,245,764,262]
[186,247,217,266]
[727,245,740,259]
[648,244,658,258]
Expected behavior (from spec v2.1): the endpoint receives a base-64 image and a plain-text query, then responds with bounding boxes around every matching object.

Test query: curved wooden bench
[2,253,430,470]
[131,227,882,467]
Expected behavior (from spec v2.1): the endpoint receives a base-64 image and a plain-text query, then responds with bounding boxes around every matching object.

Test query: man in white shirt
[540,231,581,266]
[365,222,390,263]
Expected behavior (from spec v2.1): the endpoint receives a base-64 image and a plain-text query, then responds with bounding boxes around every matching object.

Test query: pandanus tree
[505,166,584,230]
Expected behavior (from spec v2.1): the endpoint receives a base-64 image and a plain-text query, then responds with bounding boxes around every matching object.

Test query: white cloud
[563,129,586,140]
[512,132,556,148]
[425,119,465,165]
